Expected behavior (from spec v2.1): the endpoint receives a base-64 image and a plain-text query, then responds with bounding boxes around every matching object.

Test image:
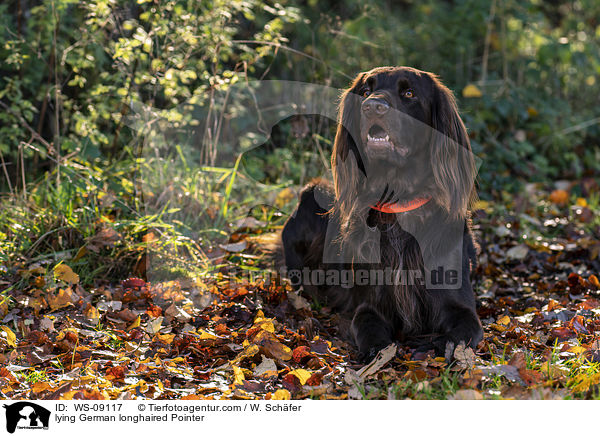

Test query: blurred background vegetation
[0,0,599,280]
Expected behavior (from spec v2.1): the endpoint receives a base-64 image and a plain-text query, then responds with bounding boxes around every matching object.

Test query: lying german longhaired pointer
[281,66,483,361]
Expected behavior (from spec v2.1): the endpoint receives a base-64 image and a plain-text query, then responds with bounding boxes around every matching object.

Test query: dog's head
[332,66,476,222]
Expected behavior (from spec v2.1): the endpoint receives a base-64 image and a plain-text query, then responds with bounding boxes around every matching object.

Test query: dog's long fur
[281,67,483,361]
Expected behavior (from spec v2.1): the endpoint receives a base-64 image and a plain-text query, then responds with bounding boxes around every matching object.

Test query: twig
[479,0,497,84]
[26,226,68,255]
[0,147,13,196]
[558,117,600,135]
[499,2,508,84]
[538,116,600,148]
[231,40,353,80]
[19,142,27,197]
[52,0,61,184]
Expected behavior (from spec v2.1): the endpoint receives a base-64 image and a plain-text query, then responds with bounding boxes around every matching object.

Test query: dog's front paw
[441,340,478,367]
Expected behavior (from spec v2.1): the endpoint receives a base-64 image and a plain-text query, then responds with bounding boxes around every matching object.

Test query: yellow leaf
[232,365,245,385]
[473,200,490,211]
[0,326,16,347]
[53,264,79,285]
[497,315,511,325]
[231,344,260,365]
[568,346,586,355]
[275,188,295,208]
[572,373,600,393]
[253,311,275,332]
[527,107,539,117]
[72,246,88,262]
[271,389,291,400]
[127,315,141,331]
[157,333,175,344]
[462,84,482,98]
[253,310,266,323]
[257,320,275,333]
[589,275,600,288]
[576,198,588,207]
[491,324,507,332]
[198,329,218,340]
[289,369,312,385]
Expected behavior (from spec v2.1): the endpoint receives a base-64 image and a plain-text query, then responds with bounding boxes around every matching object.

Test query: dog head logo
[3,402,50,434]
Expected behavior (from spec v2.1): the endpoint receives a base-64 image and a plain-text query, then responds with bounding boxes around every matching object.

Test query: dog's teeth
[367,134,391,143]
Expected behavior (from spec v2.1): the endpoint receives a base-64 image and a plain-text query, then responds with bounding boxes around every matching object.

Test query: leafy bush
[0,0,599,196]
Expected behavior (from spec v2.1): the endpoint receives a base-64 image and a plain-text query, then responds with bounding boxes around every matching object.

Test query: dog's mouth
[367,124,392,147]
[364,123,410,159]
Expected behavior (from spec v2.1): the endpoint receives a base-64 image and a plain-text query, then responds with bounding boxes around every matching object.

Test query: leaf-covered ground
[1,181,600,400]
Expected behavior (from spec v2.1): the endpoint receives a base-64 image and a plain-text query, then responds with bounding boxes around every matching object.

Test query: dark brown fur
[281,67,483,361]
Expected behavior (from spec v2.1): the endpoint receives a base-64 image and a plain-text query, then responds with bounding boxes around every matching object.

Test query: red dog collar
[372,196,431,213]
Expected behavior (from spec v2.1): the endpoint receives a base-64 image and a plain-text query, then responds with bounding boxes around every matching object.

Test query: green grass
[24,369,49,384]
[0,148,291,290]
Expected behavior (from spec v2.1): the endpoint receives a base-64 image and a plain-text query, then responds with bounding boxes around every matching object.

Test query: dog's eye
[363,90,371,97]
[403,89,415,98]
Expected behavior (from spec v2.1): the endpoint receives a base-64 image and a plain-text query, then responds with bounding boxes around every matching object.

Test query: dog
[281,66,483,361]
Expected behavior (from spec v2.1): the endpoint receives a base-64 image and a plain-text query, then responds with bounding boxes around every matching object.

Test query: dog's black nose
[362,98,390,116]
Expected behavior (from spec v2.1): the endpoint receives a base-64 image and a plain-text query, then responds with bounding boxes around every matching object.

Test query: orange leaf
[181,394,204,400]
[254,330,292,361]
[518,368,543,386]
[549,189,568,205]
[48,288,74,311]
[105,365,126,381]
[32,382,52,394]
[305,372,323,386]
[292,346,312,363]
[83,304,100,326]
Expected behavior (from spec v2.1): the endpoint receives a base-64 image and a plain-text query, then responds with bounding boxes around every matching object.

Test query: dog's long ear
[332,73,366,219]
[429,76,477,219]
